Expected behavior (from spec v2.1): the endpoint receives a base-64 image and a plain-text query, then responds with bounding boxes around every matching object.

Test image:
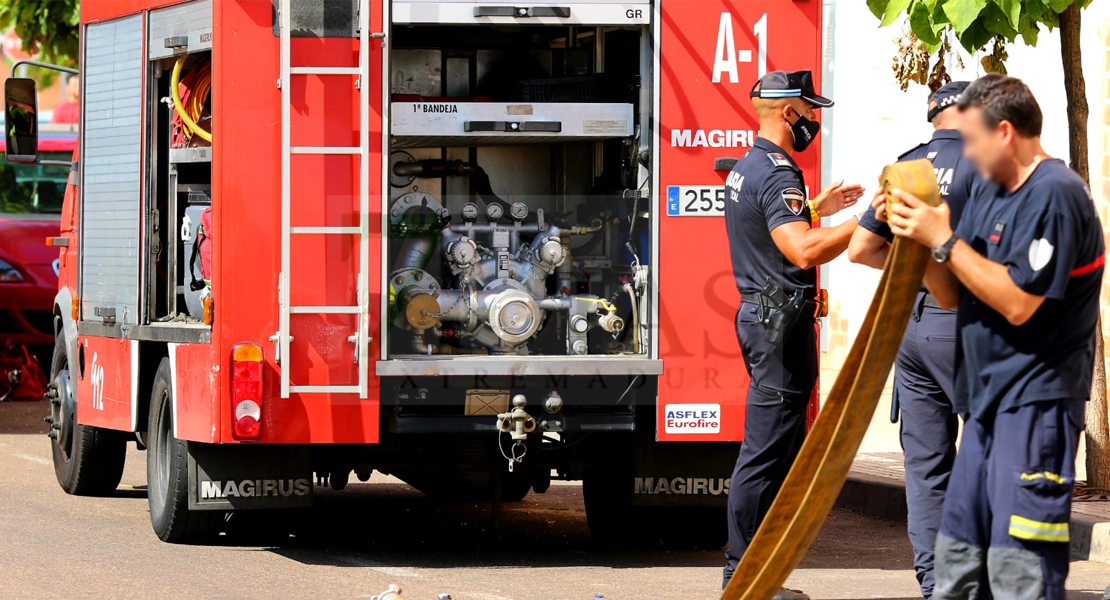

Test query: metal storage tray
[391,101,634,147]
[392,1,651,26]
[169,146,212,163]
[376,356,663,377]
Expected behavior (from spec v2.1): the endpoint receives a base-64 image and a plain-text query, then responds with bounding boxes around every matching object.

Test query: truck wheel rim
[152,388,172,509]
[50,368,75,457]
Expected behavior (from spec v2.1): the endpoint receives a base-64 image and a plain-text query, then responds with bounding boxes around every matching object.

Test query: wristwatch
[931,234,958,263]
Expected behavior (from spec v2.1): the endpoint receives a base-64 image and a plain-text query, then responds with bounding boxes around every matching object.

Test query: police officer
[885,74,1104,600]
[848,81,975,600]
[722,70,865,597]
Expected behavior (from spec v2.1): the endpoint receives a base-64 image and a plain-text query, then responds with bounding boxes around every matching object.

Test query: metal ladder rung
[290,66,360,75]
[290,226,361,235]
[279,0,372,398]
[290,306,361,315]
[291,146,360,155]
[290,385,361,394]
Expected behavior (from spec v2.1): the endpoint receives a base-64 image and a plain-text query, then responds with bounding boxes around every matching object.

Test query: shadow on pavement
[258,482,724,570]
[0,399,48,435]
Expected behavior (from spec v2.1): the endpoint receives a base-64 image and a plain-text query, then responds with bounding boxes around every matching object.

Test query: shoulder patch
[767,152,793,169]
[781,187,807,216]
[1028,238,1055,272]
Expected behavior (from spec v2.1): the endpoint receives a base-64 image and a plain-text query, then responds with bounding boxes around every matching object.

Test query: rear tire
[49,333,126,496]
[583,467,727,549]
[147,357,220,543]
[583,464,645,546]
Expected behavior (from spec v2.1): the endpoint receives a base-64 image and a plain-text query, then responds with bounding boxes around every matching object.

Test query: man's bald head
[753,96,815,122]
[753,96,788,120]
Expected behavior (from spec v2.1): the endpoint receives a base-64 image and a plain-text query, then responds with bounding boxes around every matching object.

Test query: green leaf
[941,0,988,34]
[910,1,943,46]
[1023,0,1050,20]
[880,0,914,26]
[956,19,993,52]
[981,3,1018,40]
[868,0,891,19]
[1018,17,1040,46]
[932,2,951,28]
[1041,7,1060,28]
[1047,0,1075,13]
[996,0,1020,28]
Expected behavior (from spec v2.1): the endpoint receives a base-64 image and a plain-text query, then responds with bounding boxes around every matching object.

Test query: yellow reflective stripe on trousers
[1009,515,1070,542]
[1019,471,1069,485]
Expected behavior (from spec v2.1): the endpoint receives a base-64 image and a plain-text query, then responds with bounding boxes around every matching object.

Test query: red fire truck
[7,0,823,543]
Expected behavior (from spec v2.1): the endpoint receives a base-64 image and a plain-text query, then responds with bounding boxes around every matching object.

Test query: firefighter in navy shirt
[885,75,1104,600]
[722,70,865,598]
[848,81,975,600]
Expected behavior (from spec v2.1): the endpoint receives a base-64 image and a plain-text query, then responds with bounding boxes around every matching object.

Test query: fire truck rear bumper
[387,412,636,434]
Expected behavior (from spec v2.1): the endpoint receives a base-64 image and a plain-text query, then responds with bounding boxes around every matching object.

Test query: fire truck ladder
[274,0,372,398]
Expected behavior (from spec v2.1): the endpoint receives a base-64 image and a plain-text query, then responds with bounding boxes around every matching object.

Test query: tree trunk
[1060,3,1110,491]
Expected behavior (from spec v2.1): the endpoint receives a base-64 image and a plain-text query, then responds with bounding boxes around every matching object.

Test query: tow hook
[496,394,536,471]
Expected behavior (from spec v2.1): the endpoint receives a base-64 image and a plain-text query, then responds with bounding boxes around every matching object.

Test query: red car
[0,127,77,355]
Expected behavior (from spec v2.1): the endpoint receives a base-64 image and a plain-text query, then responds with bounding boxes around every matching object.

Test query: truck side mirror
[5,78,39,164]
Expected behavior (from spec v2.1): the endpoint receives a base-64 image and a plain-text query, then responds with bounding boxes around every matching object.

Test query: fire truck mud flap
[187,443,313,511]
[631,440,739,508]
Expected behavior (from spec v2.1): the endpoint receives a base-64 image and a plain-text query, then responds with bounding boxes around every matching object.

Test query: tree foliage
[870,0,1092,90]
[870,0,1093,52]
[0,0,80,67]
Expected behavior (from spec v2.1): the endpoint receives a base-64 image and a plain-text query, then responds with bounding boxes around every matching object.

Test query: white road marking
[324,555,424,579]
[15,453,51,466]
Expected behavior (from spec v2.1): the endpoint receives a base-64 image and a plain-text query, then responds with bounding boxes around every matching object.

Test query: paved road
[1,401,1107,600]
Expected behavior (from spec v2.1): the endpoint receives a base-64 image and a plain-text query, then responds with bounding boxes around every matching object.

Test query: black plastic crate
[515,75,612,103]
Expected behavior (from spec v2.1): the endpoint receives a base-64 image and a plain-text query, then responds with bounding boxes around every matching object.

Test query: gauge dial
[509,202,529,221]
[486,203,504,221]
[461,202,480,221]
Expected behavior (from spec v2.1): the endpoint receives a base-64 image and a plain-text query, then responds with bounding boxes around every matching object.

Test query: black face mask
[788,111,821,152]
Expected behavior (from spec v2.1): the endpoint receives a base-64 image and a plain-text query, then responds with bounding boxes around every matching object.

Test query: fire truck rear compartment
[148,49,214,326]
[384,24,654,362]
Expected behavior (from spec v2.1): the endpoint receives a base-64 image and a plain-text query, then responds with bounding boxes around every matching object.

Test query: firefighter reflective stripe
[1019,471,1069,485]
[1008,515,1070,542]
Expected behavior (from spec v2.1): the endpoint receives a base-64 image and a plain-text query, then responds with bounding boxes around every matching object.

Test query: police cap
[927,81,970,122]
[749,70,833,108]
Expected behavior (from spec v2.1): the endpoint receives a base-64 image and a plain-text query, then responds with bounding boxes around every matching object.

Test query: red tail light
[231,343,263,439]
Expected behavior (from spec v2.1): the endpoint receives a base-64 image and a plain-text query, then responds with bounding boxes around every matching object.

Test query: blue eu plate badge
[667,186,680,216]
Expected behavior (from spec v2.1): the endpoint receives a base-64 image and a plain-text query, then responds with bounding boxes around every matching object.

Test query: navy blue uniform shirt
[724,137,815,297]
[858,129,975,244]
[954,158,1105,418]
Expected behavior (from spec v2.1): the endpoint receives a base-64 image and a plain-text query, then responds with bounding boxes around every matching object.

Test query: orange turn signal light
[232,343,263,363]
[71,295,79,322]
[202,294,214,326]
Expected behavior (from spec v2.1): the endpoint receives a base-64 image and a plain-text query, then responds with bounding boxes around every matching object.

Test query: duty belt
[921,292,956,312]
[745,291,828,320]
[721,158,941,600]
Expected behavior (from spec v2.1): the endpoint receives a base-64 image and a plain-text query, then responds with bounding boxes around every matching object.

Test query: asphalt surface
[1,400,1107,600]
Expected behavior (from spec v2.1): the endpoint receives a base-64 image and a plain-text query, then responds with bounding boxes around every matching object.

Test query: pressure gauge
[486,203,504,221]
[461,202,480,221]
[509,202,529,221]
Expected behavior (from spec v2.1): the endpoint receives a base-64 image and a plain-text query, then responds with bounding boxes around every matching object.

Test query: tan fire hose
[721,159,941,600]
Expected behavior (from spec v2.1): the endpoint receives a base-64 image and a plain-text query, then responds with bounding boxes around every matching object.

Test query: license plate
[666,185,726,217]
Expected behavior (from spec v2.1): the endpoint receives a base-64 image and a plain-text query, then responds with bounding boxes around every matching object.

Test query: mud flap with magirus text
[187,442,313,510]
[631,440,741,507]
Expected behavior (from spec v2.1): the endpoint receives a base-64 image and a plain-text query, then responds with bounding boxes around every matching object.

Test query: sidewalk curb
[836,472,1110,565]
